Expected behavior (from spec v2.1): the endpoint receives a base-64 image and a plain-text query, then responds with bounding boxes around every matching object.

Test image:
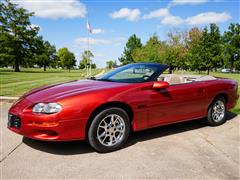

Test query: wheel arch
[207,93,228,111]
[85,101,134,137]
[214,93,228,103]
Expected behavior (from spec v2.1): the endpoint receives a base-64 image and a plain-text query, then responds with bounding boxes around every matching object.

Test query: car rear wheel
[207,97,227,126]
[88,107,130,153]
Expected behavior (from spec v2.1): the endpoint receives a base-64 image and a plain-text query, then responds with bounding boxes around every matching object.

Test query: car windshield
[96,63,167,83]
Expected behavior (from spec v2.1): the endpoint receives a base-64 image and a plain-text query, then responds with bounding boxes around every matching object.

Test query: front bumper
[8,114,85,141]
[8,98,86,141]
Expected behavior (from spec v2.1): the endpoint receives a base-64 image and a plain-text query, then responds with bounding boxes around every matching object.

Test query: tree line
[118,23,240,74]
[0,0,97,72]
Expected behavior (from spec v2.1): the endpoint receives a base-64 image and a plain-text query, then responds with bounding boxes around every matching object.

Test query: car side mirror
[152,81,169,90]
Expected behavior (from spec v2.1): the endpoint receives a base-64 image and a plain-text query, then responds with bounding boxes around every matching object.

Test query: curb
[0,96,19,103]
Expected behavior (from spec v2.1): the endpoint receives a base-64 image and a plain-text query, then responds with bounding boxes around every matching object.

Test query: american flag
[86,19,92,34]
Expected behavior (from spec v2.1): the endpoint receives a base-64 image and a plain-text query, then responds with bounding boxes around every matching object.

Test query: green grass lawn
[0,68,239,114]
[0,68,102,97]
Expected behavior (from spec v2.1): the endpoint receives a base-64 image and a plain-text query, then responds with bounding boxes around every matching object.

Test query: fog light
[32,121,59,127]
[38,130,58,136]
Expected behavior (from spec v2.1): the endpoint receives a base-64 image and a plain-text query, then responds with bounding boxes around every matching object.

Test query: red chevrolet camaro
[8,63,239,152]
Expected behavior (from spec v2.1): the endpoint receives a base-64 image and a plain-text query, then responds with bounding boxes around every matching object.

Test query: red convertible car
[8,63,239,152]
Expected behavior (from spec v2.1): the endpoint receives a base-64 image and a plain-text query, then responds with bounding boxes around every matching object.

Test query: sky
[11,0,240,68]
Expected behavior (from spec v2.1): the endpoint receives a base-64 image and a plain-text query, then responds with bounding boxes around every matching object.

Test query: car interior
[158,74,216,85]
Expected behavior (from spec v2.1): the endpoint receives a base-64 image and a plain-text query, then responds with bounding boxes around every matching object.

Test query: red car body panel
[8,77,239,141]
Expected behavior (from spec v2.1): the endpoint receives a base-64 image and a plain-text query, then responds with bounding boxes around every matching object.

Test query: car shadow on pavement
[23,138,95,155]
[23,112,237,155]
[126,112,237,148]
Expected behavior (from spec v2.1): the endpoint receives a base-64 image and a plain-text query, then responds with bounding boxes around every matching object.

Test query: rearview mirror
[152,81,169,90]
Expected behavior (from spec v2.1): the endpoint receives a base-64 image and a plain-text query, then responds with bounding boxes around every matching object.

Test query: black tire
[87,107,130,153]
[207,97,227,126]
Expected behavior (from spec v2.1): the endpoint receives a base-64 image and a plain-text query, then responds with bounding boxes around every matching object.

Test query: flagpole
[88,27,91,77]
[86,18,92,77]
[87,27,89,77]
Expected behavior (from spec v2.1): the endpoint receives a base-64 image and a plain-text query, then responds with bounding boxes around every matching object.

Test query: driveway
[1,102,239,179]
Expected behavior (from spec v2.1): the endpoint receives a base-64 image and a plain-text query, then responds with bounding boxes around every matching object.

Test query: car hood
[24,80,128,103]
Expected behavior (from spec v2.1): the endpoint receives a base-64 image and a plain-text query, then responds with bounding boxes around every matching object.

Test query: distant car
[8,63,239,152]
[221,68,231,73]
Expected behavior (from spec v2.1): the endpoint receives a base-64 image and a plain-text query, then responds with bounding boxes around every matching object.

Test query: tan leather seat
[165,74,183,85]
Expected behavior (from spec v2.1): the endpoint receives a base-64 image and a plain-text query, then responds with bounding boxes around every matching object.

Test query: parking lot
[1,101,239,179]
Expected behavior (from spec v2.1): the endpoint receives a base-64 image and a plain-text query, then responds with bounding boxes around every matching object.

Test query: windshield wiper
[96,78,114,82]
[87,76,96,80]
[87,76,115,82]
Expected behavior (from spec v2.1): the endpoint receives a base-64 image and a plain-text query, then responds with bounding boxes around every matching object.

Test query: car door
[146,81,207,127]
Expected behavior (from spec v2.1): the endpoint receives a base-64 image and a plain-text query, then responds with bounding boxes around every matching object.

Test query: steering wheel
[142,75,150,81]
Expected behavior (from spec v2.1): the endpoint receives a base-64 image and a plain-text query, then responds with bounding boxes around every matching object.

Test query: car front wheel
[207,97,227,126]
[88,107,130,153]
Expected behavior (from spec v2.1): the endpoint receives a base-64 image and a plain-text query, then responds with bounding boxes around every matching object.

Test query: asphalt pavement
[0,102,239,179]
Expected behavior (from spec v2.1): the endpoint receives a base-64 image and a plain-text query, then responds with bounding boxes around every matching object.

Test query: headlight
[32,103,62,114]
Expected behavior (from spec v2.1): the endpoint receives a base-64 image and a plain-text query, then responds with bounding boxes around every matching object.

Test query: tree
[79,50,94,69]
[185,27,203,71]
[208,24,223,71]
[223,23,240,71]
[34,37,56,71]
[200,24,223,74]
[0,32,15,67]
[49,55,60,68]
[91,63,97,69]
[187,27,203,45]
[106,60,117,69]
[186,24,223,74]
[163,32,187,73]
[0,0,40,71]
[133,34,165,63]
[119,34,142,65]
[162,45,181,74]
[57,48,76,72]
[133,33,187,73]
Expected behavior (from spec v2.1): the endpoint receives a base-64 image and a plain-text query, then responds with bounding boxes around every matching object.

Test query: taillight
[235,83,238,92]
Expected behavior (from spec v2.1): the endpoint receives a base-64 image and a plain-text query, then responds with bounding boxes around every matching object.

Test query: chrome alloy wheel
[212,100,225,122]
[97,114,125,146]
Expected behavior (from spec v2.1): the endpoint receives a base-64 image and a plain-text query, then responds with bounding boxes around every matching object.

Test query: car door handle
[197,88,205,93]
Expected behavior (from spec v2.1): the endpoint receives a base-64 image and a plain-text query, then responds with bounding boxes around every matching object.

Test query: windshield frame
[96,63,169,83]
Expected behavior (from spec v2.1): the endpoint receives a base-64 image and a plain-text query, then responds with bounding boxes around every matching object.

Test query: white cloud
[74,37,126,47]
[161,15,184,25]
[186,12,231,25]
[75,37,110,46]
[143,8,183,26]
[110,8,141,21]
[143,8,169,19]
[143,7,231,26]
[92,28,105,34]
[171,0,208,6]
[14,0,87,20]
